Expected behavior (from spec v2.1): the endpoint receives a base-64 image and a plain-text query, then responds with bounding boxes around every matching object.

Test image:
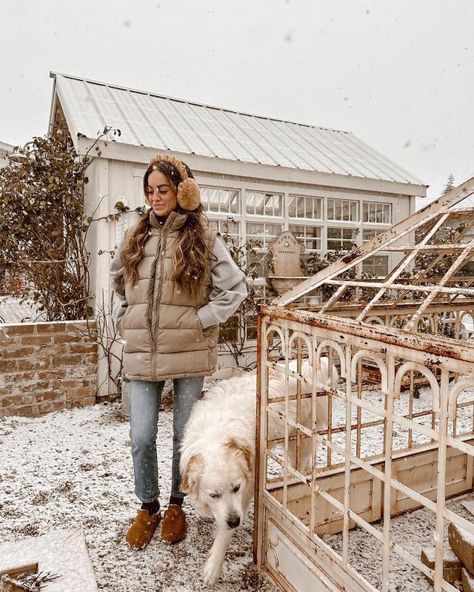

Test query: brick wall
[0,321,98,417]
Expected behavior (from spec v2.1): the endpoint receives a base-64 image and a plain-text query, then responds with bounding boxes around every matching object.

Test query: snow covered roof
[0,141,13,156]
[49,72,424,188]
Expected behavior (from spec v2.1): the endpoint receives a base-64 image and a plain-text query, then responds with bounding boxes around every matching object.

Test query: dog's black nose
[226,514,240,529]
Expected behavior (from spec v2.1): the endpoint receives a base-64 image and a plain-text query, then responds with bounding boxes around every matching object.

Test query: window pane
[208,218,240,240]
[351,202,358,221]
[327,199,334,219]
[362,255,388,277]
[246,222,282,247]
[230,191,239,213]
[274,195,282,216]
[246,191,283,216]
[362,201,392,224]
[263,194,275,216]
[255,193,264,215]
[328,227,356,250]
[288,196,297,217]
[342,201,350,221]
[314,199,322,219]
[297,196,305,217]
[246,192,255,214]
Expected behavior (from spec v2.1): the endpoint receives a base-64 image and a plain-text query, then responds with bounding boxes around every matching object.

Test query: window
[288,195,322,219]
[289,225,322,251]
[246,222,282,247]
[327,227,357,250]
[246,191,283,216]
[208,218,240,241]
[362,255,389,277]
[363,202,392,224]
[201,187,240,214]
[327,198,359,222]
[362,229,384,243]
[247,251,271,277]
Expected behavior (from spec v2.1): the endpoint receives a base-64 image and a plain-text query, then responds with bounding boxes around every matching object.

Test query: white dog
[180,358,338,585]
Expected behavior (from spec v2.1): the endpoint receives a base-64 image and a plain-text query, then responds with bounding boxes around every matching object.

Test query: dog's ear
[181,454,203,495]
[226,438,253,474]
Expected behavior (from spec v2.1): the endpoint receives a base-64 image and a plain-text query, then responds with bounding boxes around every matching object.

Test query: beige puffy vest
[120,212,218,381]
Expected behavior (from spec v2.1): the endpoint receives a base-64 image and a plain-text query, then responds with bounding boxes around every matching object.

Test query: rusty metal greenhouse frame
[254,179,474,592]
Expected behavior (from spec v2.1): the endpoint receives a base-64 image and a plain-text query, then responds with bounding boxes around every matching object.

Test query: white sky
[0,0,473,200]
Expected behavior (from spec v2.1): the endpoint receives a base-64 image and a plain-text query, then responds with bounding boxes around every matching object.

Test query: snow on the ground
[0,401,277,592]
[324,493,474,592]
[0,296,45,323]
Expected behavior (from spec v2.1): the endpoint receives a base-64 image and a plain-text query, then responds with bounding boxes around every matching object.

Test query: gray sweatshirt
[110,234,247,336]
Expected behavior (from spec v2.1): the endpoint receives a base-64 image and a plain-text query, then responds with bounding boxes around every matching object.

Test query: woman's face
[145,169,178,217]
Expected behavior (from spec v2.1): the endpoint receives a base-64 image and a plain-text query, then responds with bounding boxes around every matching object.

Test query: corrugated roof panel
[185,104,231,158]
[244,115,303,168]
[208,109,273,164]
[263,119,321,171]
[208,108,276,164]
[53,73,424,187]
[315,126,386,179]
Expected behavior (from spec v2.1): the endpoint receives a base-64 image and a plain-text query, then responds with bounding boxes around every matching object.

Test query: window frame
[362,201,392,224]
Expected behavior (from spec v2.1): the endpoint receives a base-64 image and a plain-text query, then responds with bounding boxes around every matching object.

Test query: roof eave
[75,136,427,197]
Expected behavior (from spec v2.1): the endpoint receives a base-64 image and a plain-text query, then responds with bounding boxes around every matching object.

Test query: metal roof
[51,72,424,187]
[0,141,13,153]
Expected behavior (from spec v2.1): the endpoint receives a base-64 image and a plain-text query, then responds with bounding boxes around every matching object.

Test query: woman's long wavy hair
[121,161,212,299]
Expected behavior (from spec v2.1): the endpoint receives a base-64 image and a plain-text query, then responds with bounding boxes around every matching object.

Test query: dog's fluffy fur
[180,358,337,585]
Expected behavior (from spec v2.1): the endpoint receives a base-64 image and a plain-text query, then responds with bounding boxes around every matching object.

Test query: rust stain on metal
[342,249,362,263]
[261,304,474,363]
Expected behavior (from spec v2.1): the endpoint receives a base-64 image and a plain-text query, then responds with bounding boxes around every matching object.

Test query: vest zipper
[151,229,168,381]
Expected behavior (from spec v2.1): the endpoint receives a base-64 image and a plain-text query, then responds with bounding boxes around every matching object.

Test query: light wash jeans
[129,377,204,503]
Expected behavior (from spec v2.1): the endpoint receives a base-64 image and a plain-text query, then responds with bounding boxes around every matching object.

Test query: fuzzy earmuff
[148,154,201,211]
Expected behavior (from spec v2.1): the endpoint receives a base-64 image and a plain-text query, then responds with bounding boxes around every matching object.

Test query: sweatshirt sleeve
[197,235,248,329]
[109,237,128,336]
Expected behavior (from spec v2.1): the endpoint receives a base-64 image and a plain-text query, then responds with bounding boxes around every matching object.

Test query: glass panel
[246,191,283,216]
[230,191,239,213]
[297,196,305,217]
[351,202,358,221]
[288,195,297,217]
[263,194,274,216]
[202,187,241,214]
[208,218,240,240]
[314,198,322,219]
[219,190,230,212]
[307,227,321,249]
[246,192,255,214]
[305,197,313,219]
[342,201,350,221]
[375,204,383,223]
[327,199,334,219]
[254,193,265,215]
[274,195,282,216]
[362,201,392,223]
[334,200,342,220]
[362,256,388,276]
[247,222,264,236]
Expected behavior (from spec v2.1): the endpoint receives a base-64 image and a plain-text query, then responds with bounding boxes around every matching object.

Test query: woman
[110,155,247,549]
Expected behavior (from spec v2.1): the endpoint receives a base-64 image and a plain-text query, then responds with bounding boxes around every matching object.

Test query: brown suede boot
[160,504,187,543]
[126,509,162,550]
